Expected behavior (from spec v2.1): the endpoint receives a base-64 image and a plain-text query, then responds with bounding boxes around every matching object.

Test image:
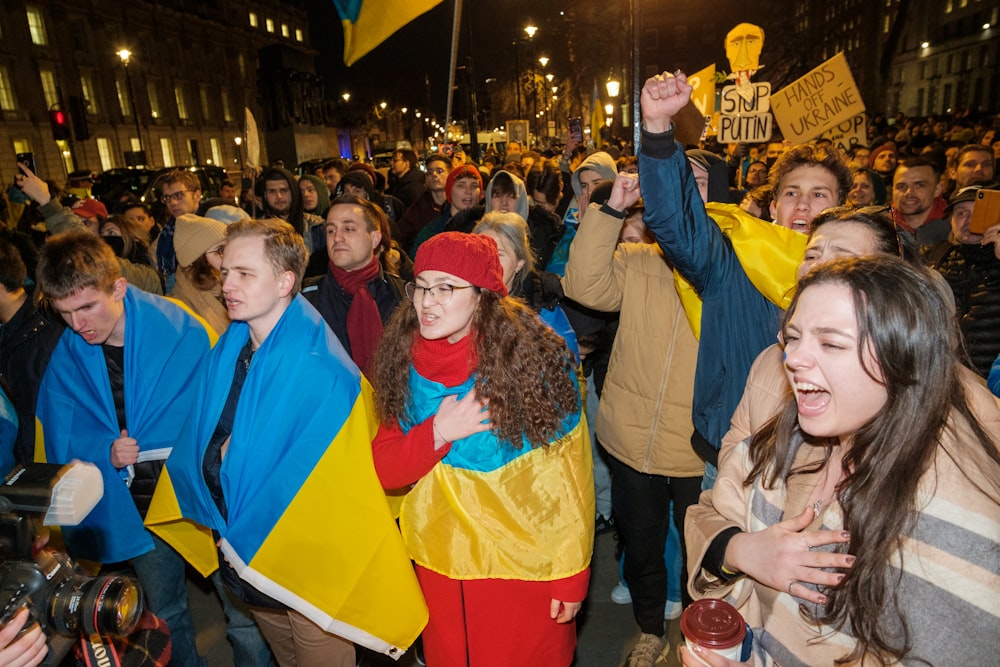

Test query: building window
[200,86,210,121]
[265,18,274,33]
[238,53,247,79]
[210,137,222,165]
[0,67,15,111]
[39,69,58,108]
[80,76,98,114]
[116,79,131,118]
[97,137,114,170]
[13,139,30,154]
[295,28,304,42]
[249,12,258,28]
[281,23,289,38]
[175,85,188,120]
[883,15,890,33]
[147,83,160,118]
[945,0,953,11]
[26,7,47,45]
[221,90,232,122]
[160,137,174,167]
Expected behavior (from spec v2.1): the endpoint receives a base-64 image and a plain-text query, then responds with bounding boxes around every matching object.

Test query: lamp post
[606,72,622,139]
[524,25,538,143]
[116,48,144,163]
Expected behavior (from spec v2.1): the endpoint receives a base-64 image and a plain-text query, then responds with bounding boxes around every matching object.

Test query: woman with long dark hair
[683,257,1000,666]
[368,232,594,666]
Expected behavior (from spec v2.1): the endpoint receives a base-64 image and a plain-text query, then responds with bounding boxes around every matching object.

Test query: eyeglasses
[161,190,197,203]
[404,282,476,304]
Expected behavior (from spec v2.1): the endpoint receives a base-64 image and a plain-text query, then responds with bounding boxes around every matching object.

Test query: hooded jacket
[259,167,324,253]
[548,152,620,276]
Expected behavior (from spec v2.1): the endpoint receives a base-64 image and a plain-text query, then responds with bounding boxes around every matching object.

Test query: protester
[369,232,593,666]
[170,213,230,335]
[683,257,1000,666]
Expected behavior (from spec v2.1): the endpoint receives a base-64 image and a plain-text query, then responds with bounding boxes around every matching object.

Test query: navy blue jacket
[638,127,781,463]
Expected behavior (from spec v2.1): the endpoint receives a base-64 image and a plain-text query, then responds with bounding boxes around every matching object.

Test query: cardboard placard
[771,53,865,144]
[819,114,868,152]
[718,82,773,143]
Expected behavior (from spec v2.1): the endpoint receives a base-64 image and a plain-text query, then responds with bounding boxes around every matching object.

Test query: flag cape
[333,0,444,66]
[146,295,427,657]
[398,369,594,580]
[675,203,807,338]
[34,287,212,562]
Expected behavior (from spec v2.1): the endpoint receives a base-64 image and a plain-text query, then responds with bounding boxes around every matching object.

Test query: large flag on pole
[334,0,444,66]
[589,81,604,147]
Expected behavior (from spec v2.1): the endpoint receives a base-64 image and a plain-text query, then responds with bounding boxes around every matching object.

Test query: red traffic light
[49,109,71,141]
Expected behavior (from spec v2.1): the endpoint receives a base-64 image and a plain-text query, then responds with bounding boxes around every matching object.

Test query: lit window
[80,76,98,114]
[147,83,160,119]
[97,138,114,171]
[0,67,16,111]
[160,137,174,167]
[265,18,274,33]
[210,137,222,165]
[116,79,132,117]
[130,137,141,152]
[295,28,304,42]
[39,69,58,108]
[249,12,258,28]
[281,23,289,38]
[175,86,188,120]
[221,90,232,122]
[26,7,47,45]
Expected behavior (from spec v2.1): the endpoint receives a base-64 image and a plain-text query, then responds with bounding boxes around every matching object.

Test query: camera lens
[48,575,143,637]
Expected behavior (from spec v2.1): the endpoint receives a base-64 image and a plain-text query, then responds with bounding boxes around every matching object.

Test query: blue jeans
[586,374,613,519]
[130,533,205,667]
[211,572,277,667]
[702,461,718,491]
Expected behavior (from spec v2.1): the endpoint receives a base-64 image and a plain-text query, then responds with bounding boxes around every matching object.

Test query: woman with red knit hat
[369,232,594,666]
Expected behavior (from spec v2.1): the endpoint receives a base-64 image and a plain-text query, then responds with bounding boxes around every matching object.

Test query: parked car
[91,168,154,207]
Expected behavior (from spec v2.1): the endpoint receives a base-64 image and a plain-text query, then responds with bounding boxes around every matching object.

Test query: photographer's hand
[0,608,47,667]
[15,163,51,206]
[110,429,139,468]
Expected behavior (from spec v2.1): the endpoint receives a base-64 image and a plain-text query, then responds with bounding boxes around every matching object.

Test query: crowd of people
[0,69,998,667]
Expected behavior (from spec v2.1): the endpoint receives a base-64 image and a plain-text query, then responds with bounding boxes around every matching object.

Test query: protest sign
[718,82,772,143]
[819,114,868,152]
[771,52,865,144]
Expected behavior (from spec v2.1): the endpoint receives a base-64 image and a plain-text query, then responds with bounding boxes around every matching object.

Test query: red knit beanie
[414,232,507,296]
[868,141,897,169]
[445,165,483,204]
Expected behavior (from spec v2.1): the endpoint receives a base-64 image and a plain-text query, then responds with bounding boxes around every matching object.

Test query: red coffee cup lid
[680,599,746,649]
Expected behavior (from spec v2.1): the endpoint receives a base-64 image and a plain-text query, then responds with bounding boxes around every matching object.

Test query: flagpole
[444,0,463,146]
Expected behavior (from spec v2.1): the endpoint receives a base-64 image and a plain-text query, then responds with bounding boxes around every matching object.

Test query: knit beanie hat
[445,165,483,204]
[868,141,897,169]
[174,214,227,267]
[414,232,507,296]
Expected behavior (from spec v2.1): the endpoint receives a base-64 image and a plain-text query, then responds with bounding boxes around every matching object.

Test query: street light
[524,24,539,141]
[538,56,549,67]
[606,73,621,99]
[524,24,537,39]
[116,48,144,162]
[342,92,351,102]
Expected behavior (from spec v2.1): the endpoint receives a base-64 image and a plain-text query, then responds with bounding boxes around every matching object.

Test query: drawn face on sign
[726,23,764,72]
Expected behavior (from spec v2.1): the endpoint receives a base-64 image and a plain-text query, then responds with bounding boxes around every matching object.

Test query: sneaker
[611,583,632,604]
[625,632,667,667]
[663,600,682,620]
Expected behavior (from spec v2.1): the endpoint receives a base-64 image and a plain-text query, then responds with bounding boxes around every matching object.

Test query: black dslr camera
[0,464,143,663]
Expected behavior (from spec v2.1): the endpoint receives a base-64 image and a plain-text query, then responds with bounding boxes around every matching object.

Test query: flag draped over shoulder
[398,371,595,581]
[674,203,807,338]
[146,295,427,657]
[333,0,444,66]
[35,287,212,563]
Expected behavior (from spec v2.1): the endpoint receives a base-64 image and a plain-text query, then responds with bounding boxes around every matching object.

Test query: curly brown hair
[370,291,579,448]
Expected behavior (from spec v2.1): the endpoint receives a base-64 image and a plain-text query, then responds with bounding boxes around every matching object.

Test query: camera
[0,463,143,663]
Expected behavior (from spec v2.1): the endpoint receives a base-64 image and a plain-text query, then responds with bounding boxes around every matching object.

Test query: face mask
[101,235,126,257]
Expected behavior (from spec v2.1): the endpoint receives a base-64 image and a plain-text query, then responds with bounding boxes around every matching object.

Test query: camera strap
[80,633,123,667]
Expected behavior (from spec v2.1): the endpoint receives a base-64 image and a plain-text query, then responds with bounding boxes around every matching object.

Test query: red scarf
[330,256,382,374]
[412,333,477,387]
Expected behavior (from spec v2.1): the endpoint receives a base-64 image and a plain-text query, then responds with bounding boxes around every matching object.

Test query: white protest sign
[718,82,772,143]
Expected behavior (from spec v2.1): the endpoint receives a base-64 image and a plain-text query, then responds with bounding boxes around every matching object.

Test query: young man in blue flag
[34,230,212,667]
[146,218,427,665]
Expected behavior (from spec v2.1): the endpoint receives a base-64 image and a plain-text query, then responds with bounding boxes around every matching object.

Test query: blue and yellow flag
[334,0,444,66]
[35,287,212,563]
[398,369,594,581]
[146,295,427,657]
[675,202,807,338]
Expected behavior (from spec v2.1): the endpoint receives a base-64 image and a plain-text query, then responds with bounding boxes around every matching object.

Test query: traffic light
[68,96,90,141]
[49,109,71,141]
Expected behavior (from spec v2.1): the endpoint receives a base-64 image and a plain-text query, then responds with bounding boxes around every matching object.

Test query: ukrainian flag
[673,202,807,338]
[147,295,427,657]
[334,0,444,66]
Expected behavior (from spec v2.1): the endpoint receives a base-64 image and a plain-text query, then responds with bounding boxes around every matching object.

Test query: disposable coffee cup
[680,599,746,664]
